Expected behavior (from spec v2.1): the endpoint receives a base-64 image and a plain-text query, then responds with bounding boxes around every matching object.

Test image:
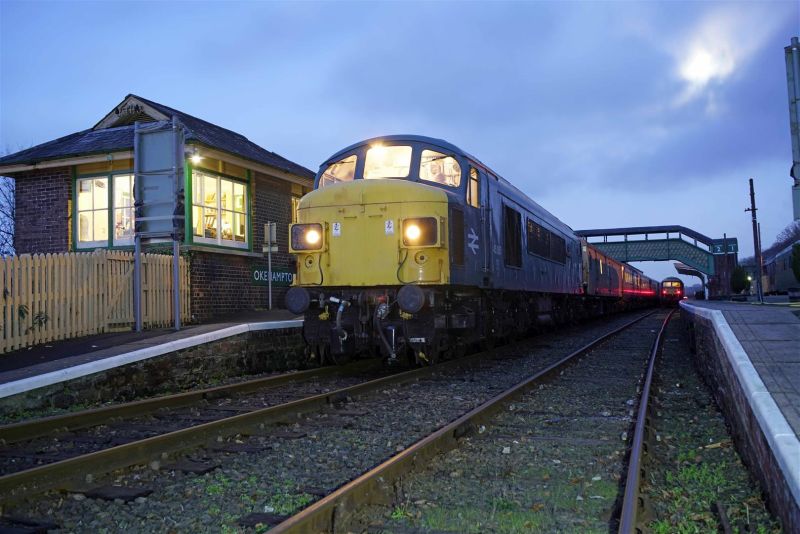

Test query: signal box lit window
[76,173,134,248]
[192,170,248,248]
[364,145,412,179]
[319,155,357,188]
[420,150,461,187]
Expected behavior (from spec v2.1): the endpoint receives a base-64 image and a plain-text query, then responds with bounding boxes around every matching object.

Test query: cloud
[669,5,787,108]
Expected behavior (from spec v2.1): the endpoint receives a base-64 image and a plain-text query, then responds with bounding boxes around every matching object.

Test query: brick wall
[12,167,71,254]
[189,171,300,321]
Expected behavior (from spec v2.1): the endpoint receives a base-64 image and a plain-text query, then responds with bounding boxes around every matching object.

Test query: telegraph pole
[745,178,764,303]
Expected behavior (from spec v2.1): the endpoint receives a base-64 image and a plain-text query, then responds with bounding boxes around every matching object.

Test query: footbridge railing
[574,225,738,276]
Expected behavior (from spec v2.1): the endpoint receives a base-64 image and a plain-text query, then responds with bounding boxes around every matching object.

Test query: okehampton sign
[252,267,294,287]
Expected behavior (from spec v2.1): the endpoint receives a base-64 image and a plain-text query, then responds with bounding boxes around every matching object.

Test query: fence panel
[0,250,190,354]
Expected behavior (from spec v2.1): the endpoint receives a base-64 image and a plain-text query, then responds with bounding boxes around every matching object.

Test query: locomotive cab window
[319,155,357,188]
[420,150,461,187]
[364,145,411,179]
[467,167,480,208]
[503,205,522,267]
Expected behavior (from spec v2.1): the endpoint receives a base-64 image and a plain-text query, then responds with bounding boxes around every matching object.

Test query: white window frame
[75,173,135,249]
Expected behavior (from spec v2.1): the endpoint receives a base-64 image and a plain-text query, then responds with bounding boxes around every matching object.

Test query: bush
[730,266,751,294]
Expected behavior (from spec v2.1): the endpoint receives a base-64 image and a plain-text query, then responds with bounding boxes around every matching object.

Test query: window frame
[467,167,480,208]
[73,168,135,250]
[525,216,567,265]
[190,167,250,250]
[503,204,523,268]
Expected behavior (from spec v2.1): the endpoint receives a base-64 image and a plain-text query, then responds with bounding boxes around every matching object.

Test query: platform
[680,300,800,530]
[0,310,302,400]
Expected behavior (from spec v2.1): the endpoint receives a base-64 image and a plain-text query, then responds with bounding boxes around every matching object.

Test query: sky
[1,0,798,285]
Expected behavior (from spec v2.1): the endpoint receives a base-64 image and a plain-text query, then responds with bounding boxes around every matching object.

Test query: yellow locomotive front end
[285,137,467,364]
[290,179,450,287]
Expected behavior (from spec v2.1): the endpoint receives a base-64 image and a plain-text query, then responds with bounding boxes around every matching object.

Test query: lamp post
[745,178,764,304]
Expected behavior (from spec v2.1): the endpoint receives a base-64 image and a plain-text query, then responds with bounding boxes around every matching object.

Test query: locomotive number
[332,222,341,237]
[385,220,395,235]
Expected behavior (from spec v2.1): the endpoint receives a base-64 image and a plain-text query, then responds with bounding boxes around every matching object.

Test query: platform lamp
[745,178,764,304]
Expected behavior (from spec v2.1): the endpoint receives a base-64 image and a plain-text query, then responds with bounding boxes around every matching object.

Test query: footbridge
[575,226,738,296]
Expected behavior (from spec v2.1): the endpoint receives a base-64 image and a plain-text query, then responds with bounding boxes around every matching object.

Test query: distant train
[762,243,800,295]
[285,135,658,364]
[660,277,684,306]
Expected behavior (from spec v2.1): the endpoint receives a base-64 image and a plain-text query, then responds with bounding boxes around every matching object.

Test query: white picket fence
[0,251,190,353]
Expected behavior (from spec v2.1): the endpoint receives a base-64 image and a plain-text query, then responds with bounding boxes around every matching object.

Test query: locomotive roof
[662,276,682,282]
[321,135,576,237]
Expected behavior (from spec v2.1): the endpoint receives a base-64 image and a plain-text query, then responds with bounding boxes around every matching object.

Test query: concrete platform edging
[680,302,800,508]
[0,319,302,400]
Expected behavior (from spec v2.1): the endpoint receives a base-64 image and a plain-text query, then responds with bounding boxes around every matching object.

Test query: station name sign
[251,267,294,287]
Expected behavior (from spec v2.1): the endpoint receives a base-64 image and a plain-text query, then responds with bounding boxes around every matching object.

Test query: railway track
[0,311,656,532]
[271,310,672,533]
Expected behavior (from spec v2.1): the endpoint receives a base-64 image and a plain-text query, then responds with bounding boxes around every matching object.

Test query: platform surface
[0,310,302,397]
[685,300,800,436]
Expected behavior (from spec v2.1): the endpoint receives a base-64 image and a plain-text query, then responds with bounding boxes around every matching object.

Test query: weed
[390,505,412,520]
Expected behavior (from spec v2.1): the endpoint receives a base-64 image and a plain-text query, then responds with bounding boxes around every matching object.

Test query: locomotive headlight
[402,217,438,246]
[404,224,421,241]
[305,229,321,245]
[290,223,324,251]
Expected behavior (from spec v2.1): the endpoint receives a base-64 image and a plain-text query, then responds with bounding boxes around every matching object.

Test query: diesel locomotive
[285,135,657,364]
[660,277,685,306]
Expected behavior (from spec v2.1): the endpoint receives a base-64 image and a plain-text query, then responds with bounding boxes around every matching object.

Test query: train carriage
[286,135,657,364]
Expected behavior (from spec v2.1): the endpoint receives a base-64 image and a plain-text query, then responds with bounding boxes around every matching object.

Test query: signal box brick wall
[13,167,71,254]
[189,172,297,321]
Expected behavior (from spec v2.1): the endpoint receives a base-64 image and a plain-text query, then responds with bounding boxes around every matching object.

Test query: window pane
[234,212,246,242]
[221,210,234,241]
[220,179,233,211]
[203,208,218,238]
[468,168,480,208]
[192,206,203,237]
[204,175,217,207]
[234,183,245,213]
[114,208,134,241]
[192,171,203,204]
[94,210,108,241]
[79,212,93,242]
[320,155,357,187]
[420,150,461,187]
[93,178,108,210]
[364,145,411,179]
[78,180,93,211]
[114,175,133,209]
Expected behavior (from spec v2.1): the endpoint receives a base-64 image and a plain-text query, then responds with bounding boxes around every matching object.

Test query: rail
[618,308,675,533]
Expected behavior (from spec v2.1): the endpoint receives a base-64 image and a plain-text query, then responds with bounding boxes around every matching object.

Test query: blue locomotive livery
[285,135,657,364]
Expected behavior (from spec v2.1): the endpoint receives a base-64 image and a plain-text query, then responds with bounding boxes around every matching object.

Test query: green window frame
[190,168,249,249]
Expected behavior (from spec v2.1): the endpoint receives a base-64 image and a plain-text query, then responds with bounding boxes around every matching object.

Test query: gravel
[2,311,650,533]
